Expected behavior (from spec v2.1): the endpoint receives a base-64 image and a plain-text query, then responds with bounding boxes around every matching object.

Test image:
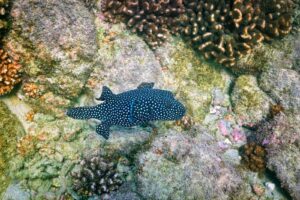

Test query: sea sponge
[71,155,124,198]
[0,48,21,95]
[101,0,185,48]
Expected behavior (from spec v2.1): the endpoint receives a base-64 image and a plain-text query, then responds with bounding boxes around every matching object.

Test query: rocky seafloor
[0,0,300,199]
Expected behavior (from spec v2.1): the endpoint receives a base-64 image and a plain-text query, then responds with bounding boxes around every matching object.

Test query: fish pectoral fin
[96,122,111,140]
[137,82,154,89]
[96,86,115,101]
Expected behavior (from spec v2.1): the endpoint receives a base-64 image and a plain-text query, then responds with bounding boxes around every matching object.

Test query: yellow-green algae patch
[169,40,230,122]
[0,101,25,196]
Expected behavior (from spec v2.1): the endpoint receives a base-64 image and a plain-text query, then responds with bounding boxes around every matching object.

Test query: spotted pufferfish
[66,82,186,139]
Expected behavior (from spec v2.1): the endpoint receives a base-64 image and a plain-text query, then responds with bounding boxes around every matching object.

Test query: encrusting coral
[102,0,294,68]
[71,155,124,198]
[101,0,185,48]
[0,48,21,95]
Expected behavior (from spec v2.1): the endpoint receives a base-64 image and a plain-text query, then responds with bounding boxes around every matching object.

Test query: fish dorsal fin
[96,86,115,101]
[137,82,154,89]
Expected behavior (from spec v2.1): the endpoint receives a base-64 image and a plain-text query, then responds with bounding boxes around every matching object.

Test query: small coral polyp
[102,0,185,48]
[102,0,293,68]
[0,48,21,96]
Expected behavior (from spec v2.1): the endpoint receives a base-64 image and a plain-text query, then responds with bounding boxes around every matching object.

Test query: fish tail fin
[66,107,95,120]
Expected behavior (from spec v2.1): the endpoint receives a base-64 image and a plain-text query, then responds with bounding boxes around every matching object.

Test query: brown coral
[102,0,294,70]
[180,0,293,68]
[102,0,185,48]
[240,142,266,172]
[23,82,40,98]
[71,155,124,198]
[0,48,21,95]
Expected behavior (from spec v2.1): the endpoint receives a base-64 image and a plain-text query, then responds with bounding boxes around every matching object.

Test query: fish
[66,82,186,139]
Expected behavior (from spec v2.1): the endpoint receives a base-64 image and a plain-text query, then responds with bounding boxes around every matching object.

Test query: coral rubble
[71,155,124,198]
[0,48,21,96]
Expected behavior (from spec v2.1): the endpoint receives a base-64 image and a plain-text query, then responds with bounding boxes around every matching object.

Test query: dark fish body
[66,83,186,139]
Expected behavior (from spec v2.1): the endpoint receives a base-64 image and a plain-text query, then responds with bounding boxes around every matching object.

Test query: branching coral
[101,0,185,48]
[180,0,293,68]
[71,155,124,198]
[102,0,294,68]
[0,48,21,95]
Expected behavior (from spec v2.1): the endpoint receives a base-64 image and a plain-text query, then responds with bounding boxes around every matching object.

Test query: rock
[0,101,25,196]
[136,129,242,200]
[5,0,97,114]
[292,34,300,73]
[231,75,273,126]
[2,184,30,200]
[255,113,300,200]
[259,64,300,115]
[155,38,232,122]
[89,34,164,96]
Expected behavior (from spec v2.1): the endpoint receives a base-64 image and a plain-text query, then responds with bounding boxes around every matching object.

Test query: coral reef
[259,66,300,115]
[22,83,40,98]
[137,130,242,200]
[102,0,293,69]
[0,101,25,196]
[231,75,273,126]
[101,0,185,48]
[5,0,97,114]
[240,142,266,172]
[71,155,124,198]
[0,48,21,95]
[254,112,300,200]
[174,115,194,130]
[0,0,9,39]
[180,0,293,69]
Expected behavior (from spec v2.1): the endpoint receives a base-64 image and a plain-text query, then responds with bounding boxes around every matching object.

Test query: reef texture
[71,155,124,198]
[231,75,273,126]
[0,48,21,95]
[101,0,185,48]
[5,0,97,114]
[102,0,294,69]
[255,113,300,200]
[137,130,242,200]
[180,0,293,68]
[259,66,300,115]
[0,0,9,39]
[0,101,25,196]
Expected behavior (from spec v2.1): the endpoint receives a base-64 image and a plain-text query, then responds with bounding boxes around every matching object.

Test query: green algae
[169,39,229,122]
[233,75,265,109]
[0,101,25,196]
